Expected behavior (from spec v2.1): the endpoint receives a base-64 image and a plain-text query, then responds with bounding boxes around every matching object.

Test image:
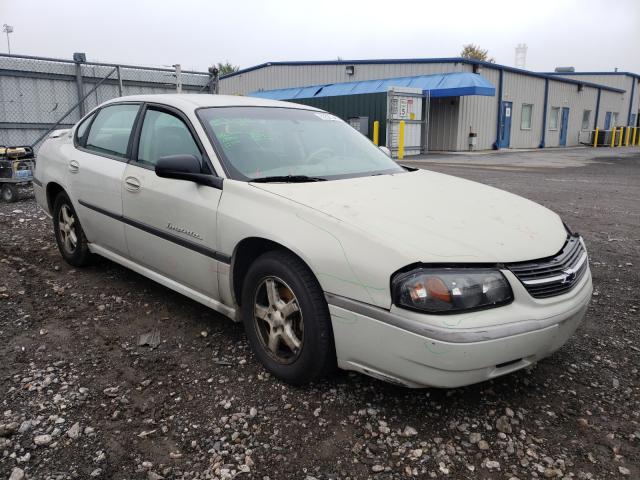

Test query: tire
[241,250,335,385]
[1,184,18,203]
[52,192,93,267]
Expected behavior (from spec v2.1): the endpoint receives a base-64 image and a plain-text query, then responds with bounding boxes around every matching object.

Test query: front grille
[506,235,588,299]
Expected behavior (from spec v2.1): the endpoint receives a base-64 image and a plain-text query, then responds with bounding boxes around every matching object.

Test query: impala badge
[167,222,203,240]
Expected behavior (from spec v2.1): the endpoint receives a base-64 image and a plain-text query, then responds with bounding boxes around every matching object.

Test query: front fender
[217,180,412,309]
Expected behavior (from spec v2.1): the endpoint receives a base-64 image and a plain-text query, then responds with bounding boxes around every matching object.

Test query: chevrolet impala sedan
[33,94,592,388]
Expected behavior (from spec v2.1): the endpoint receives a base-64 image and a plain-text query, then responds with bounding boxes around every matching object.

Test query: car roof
[102,93,321,112]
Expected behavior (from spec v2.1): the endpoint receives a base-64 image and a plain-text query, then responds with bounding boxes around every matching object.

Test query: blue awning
[250,72,495,100]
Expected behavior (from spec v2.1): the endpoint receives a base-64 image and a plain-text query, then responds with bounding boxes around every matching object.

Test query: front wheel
[52,192,93,267]
[241,250,335,385]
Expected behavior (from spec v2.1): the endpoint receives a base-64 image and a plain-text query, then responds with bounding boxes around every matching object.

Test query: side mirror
[155,155,223,189]
[379,146,392,158]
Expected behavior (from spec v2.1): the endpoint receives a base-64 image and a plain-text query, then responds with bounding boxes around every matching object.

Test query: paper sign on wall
[399,99,408,118]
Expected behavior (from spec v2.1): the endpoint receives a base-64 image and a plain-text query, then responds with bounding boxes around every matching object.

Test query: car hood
[251,169,567,263]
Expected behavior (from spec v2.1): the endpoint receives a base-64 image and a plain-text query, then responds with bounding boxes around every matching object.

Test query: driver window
[137,109,202,167]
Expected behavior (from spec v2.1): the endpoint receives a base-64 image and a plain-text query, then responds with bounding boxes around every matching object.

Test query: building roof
[250,72,495,100]
[222,57,627,93]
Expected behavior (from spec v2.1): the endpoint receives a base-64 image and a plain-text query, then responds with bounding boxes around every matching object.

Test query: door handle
[124,176,141,192]
[68,160,79,174]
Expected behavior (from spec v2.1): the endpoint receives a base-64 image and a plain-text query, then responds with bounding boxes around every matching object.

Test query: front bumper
[327,268,592,388]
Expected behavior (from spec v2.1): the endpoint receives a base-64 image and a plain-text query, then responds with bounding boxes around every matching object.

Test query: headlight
[392,268,513,314]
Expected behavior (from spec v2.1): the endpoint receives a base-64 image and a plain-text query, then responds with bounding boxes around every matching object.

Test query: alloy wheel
[253,276,304,364]
[58,204,78,254]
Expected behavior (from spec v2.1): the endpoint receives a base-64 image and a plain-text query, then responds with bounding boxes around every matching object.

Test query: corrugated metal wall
[220,62,468,96]
[428,98,460,151]
[502,71,546,148]
[457,67,499,150]
[555,73,639,126]
[460,69,623,149]
[631,77,639,126]
[545,80,598,146]
[288,93,389,146]
[597,89,627,129]
[560,74,628,90]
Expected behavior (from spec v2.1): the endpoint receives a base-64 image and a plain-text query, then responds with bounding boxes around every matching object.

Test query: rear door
[66,103,141,257]
[121,104,224,298]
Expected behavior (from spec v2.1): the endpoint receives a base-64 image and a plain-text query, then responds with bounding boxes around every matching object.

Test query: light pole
[3,24,13,54]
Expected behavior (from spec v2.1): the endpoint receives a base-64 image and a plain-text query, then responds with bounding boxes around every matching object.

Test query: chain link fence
[0,53,215,149]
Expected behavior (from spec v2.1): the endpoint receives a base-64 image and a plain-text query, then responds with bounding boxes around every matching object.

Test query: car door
[66,102,141,257]
[121,104,223,299]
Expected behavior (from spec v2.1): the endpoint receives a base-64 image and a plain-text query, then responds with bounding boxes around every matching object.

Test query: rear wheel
[241,250,335,385]
[53,192,93,267]
[1,184,17,203]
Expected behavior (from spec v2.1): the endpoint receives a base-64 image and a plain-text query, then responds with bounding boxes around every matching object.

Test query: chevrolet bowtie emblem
[561,268,577,284]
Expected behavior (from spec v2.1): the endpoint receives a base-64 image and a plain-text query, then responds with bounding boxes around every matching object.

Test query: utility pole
[3,24,13,54]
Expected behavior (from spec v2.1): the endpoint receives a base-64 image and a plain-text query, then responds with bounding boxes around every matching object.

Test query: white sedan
[33,94,592,388]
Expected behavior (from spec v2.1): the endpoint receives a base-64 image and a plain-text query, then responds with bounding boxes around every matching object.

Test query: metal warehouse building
[219,58,639,154]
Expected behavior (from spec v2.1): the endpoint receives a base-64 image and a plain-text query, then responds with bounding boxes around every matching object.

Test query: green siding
[285,93,389,146]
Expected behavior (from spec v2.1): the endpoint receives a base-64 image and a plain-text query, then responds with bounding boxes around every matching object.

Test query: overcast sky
[1,0,639,73]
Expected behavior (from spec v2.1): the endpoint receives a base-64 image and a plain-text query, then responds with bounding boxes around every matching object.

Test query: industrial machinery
[0,146,35,203]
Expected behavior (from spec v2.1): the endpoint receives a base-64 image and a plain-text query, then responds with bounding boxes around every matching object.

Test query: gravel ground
[1,149,639,480]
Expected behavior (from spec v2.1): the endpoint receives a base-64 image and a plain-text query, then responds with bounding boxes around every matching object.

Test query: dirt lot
[1,148,639,480]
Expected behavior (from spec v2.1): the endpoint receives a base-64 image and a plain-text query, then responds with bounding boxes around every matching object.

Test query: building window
[611,112,618,127]
[549,107,560,130]
[521,104,533,130]
[581,110,591,130]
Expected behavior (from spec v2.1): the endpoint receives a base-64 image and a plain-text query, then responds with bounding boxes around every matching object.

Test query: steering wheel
[305,147,336,165]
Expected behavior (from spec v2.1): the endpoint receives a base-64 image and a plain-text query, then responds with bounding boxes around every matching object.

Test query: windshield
[197,106,405,181]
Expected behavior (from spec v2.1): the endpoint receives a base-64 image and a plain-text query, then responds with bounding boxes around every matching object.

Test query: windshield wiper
[250,175,327,183]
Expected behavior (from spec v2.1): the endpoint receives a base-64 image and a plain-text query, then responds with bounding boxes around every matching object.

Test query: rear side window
[85,104,140,158]
[136,109,202,167]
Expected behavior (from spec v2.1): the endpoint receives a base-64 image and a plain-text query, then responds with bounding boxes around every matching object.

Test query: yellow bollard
[633,127,637,146]
[610,128,616,147]
[625,126,630,146]
[373,120,380,146]
[593,128,599,147]
[618,127,624,147]
[398,120,405,160]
